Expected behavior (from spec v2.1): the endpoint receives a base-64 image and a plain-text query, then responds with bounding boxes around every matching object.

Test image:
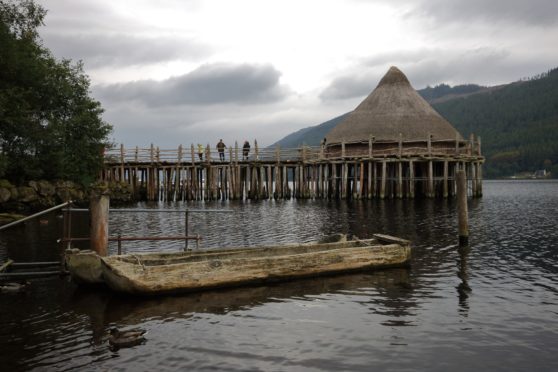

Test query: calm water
[0,180,557,371]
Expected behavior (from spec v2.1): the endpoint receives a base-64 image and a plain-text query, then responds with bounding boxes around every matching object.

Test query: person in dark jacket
[242,140,250,160]
[216,139,226,161]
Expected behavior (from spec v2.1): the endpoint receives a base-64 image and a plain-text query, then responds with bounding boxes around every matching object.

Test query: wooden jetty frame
[101,135,484,201]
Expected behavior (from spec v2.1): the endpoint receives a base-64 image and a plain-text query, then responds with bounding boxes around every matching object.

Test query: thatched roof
[325,66,464,144]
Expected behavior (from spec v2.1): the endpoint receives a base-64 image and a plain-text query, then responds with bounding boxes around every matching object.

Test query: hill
[271,68,558,178]
[432,68,558,178]
[269,113,349,148]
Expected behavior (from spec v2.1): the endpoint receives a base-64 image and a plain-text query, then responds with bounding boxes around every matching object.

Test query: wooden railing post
[275,145,280,163]
[255,139,259,160]
[341,139,346,158]
[178,144,183,163]
[235,141,239,163]
[119,144,125,181]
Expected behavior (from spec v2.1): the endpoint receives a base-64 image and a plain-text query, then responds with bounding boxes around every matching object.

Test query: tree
[0,0,112,185]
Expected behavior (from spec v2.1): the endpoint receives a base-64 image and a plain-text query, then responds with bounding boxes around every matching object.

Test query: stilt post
[457,169,469,246]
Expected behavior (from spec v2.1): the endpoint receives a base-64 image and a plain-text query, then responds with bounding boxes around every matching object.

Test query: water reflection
[70,269,414,339]
[456,245,471,316]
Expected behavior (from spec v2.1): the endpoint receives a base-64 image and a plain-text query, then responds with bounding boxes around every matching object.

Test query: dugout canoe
[65,234,411,295]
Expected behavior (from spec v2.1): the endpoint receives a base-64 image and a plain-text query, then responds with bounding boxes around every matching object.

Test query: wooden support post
[246,165,251,199]
[322,163,330,198]
[409,160,415,198]
[255,139,259,160]
[226,166,233,200]
[237,166,242,199]
[396,161,403,198]
[90,191,109,256]
[477,162,483,197]
[341,163,348,199]
[359,161,364,199]
[367,161,372,199]
[457,169,469,246]
[380,160,386,199]
[282,166,287,198]
[398,133,403,158]
[469,134,474,156]
[341,139,346,158]
[455,133,459,154]
[267,165,272,199]
[332,164,338,198]
[427,160,434,198]
[477,136,482,156]
[470,162,477,197]
[443,160,449,198]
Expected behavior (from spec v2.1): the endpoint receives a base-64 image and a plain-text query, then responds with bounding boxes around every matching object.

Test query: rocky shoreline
[0,179,134,215]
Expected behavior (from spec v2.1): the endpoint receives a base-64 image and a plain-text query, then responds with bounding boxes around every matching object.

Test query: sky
[37,0,558,148]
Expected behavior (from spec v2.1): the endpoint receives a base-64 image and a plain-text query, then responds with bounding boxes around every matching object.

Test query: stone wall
[0,180,134,213]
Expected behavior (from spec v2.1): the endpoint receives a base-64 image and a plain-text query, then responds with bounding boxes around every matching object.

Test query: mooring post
[90,189,109,256]
[456,169,469,246]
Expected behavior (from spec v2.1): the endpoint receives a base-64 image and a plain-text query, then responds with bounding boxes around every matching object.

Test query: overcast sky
[38,0,558,148]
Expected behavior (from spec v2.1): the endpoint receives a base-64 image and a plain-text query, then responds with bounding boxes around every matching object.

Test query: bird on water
[108,327,147,349]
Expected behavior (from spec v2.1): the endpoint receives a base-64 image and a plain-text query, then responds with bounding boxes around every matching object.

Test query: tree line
[0,0,112,186]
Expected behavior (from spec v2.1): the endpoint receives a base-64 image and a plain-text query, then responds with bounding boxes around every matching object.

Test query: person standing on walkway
[197,143,204,161]
[242,140,250,160]
[216,139,226,161]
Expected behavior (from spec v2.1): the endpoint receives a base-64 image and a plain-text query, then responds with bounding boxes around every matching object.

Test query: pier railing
[104,137,481,165]
[60,208,233,253]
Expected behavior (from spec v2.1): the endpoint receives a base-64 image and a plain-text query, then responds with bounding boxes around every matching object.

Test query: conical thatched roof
[325,66,463,144]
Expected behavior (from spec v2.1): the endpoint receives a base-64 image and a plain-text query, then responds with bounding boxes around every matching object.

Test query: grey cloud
[405,0,558,26]
[319,74,380,101]
[42,32,211,67]
[319,46,552,101]
[94,63,290,106]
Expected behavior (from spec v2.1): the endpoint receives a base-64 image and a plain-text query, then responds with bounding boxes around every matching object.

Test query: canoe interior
[106,238,382,267]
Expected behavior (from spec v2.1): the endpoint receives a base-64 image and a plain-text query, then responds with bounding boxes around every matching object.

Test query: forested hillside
[271,68,558,178]
[432,68,558,178]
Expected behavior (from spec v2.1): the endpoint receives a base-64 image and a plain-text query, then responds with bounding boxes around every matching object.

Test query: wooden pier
[102,137,484,202]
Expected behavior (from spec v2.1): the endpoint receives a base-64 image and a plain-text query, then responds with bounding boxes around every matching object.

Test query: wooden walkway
[102,139,484,201]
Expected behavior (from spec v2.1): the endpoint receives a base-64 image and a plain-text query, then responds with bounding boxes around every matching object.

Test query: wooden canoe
[66,234,411,295]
